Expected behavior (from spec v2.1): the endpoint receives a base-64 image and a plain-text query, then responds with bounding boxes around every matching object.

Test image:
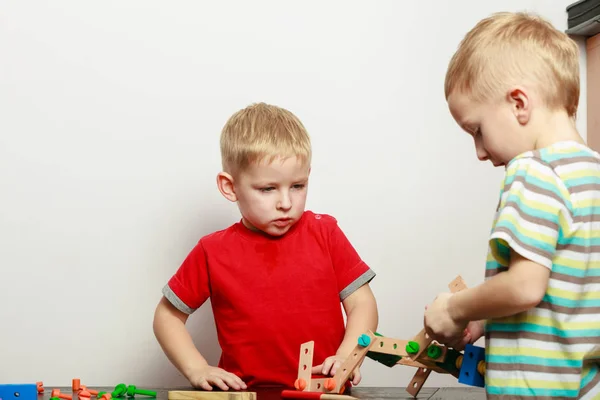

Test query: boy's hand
[446,320,485,351]
[187,365,247,391]
[312,355,361,385]
[424,292,468,345]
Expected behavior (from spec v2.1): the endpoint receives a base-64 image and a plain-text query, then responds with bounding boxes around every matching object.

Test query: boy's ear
[216,172,237,202]
[507,87,531,125]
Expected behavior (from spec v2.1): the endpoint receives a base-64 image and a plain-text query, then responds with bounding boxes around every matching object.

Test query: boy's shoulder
[511,141,600,170]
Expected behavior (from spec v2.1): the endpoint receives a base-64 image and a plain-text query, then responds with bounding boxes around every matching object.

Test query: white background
[0,0,588,388]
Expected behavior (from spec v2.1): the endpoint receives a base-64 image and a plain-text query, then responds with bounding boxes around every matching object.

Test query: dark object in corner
[566,0,600,36]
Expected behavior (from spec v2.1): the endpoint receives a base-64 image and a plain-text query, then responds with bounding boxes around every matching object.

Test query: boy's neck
[532,108,585,150]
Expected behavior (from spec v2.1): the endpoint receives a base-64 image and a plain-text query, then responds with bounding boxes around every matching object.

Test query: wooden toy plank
[308,378,329,392]
[168,391,256,400]
[448,275,468,292]
[405,367,432,397]
[297,341,315,390]
[363,336,408,357]
[397,358,446,374]
[407,328,431,361]
[329,331,377,393]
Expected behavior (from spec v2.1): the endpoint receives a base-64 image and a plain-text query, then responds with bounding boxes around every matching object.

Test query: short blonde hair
[220,102,312,175]
[445,12,580,117]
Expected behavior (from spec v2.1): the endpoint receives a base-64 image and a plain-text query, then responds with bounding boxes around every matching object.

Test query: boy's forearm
[448,256,550,323]
[153,298,209,379]
[336,291,378,357]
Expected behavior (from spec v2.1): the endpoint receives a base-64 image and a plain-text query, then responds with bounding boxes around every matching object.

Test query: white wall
[0,0,587,388]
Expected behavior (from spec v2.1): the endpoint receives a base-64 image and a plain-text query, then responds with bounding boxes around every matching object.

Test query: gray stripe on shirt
[162,284,197,315]
[340,269,376,301]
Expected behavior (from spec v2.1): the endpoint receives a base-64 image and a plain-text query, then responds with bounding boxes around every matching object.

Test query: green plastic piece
[434,348,462,379]
[126,386,156,398]
[97,393,107,399]
[112,384,127,398]
[406,341,420,354]
[427,344,442,359]
[50,398,60,400]
[366,350,402,367]
[358,334,371,347]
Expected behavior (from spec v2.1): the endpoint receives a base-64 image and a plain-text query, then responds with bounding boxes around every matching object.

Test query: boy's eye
[292,184,305,190]
[259,187,275,192]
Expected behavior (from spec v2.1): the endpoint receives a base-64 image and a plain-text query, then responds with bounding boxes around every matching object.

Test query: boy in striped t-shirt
[423,12,600,399]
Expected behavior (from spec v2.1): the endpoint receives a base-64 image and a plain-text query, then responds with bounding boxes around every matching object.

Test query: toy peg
[51,390,73,400]
[126,386,156,398]
[36,382,44,393]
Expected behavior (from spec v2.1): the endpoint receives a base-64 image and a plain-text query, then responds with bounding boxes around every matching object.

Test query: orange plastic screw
[51,389,73,400]
[36,382,44,393]
[73,379,81,392]
[79,391,91,400]
[293,378,306,391]
[324,378,336,391]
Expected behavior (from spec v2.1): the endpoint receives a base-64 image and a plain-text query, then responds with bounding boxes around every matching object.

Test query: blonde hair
[220,102,312,175]
[445,11,580,117]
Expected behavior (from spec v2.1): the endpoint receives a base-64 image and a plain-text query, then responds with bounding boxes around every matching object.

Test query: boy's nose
[277,193,292,210]
[475,144,489,161]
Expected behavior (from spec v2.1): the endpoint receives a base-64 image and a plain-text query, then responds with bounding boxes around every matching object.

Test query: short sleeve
[490,157,571,270]
[162,241,211,314]
[326,217,376,300]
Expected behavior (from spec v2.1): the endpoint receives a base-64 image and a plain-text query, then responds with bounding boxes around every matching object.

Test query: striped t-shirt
[484,141,600,399]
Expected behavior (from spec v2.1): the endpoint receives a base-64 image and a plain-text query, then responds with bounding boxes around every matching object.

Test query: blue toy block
[0,384,38,400]
[458,344,486,388]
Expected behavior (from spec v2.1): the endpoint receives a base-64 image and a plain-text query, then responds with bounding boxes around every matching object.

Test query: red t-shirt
[163,210,375,388]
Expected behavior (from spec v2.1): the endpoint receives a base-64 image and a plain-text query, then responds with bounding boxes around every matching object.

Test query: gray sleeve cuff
[162,284,197,315]
[340,268,376,301]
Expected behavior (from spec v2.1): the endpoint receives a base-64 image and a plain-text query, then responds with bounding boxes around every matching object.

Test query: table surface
[37,387,486,400]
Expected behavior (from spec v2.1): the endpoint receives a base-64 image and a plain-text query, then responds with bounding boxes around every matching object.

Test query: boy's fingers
[197,379,213,391]
[352,370,361,385]
[321,359,333,375]
[330,360,341,376]
[210,377,229,391]
[311,364,323,374]
[223,377,241,391]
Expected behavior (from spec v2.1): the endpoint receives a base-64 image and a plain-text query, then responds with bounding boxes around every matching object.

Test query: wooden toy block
[0,384,38,400]
[167,391,256,400]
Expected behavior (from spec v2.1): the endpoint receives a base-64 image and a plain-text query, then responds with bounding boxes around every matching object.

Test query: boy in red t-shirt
[153,102,378,390]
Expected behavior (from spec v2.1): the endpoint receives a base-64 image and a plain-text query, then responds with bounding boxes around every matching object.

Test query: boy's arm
[312,283,378,384]
[153,296,246,391]
[449,251,550,322]
[425,250,550,343]
[337,283,378,357]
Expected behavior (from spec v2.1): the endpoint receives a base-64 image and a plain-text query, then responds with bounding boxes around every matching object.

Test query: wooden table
[39,387,485,400]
